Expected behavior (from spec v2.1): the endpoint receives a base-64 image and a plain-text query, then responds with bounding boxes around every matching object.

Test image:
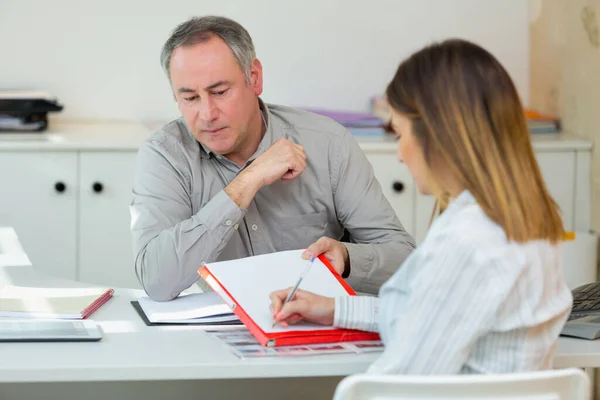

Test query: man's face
[169,36,263,157]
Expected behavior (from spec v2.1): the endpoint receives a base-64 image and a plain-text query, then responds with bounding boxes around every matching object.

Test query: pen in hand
[272,256,315,328]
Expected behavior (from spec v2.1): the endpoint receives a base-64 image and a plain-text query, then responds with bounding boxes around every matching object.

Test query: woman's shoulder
[426,201,558,266]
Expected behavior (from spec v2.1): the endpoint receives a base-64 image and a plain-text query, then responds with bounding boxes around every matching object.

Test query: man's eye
[184,96,198,102]
[212,89,228,96]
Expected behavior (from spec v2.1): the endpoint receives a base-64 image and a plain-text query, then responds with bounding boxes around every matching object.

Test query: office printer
[0,91,64,132]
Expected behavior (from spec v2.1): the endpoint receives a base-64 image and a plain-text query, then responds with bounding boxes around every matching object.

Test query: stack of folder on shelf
[525,109,561,134]
[369,96,561,135]
[0,285,113,319]
[301,108,390,137]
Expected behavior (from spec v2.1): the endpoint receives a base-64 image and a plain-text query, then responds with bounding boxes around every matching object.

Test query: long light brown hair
[386,39,564,243]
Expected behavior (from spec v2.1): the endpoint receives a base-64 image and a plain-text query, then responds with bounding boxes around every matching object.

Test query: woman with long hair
[270,39,572,374]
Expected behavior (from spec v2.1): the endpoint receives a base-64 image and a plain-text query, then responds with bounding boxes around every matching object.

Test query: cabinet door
[413,151,577,243]
[78,152,139,288]
[0,152,77,279]
[365,153,415,238]
[536,152,575,231]
[414,193,436,244]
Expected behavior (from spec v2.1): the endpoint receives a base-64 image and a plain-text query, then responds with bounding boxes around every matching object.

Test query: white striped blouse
[334,190,573,374]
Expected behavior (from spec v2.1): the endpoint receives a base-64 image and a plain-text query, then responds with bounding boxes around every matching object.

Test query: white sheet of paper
[137,292,237,323]
[203,249,351,333]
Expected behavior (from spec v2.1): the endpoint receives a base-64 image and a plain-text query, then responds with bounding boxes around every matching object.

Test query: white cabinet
[0,133,591,291]
[414,193,436,244]
[78,152,138,288]
[0,150,138,288]
[374,149,585,244]
[0,152,77,279]
[536,152,576,231]
[365,153,415,235]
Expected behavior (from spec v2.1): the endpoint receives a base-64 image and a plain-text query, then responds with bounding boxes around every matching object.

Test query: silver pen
[272,256,315,328]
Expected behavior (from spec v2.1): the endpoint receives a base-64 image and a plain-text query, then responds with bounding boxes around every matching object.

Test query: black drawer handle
[92,182,104,193]
[54,181,66,193]
[392,181,404,193]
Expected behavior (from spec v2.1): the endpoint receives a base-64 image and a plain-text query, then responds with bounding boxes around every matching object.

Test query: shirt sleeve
[331,130,416,294]
[334,295,380,333]
[367,229,523,374]
[130,139,245,301]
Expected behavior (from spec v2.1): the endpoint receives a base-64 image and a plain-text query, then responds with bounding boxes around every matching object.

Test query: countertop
[0,122,592,152]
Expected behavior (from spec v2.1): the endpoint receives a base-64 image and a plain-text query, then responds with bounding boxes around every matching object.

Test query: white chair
[332,368,590,400]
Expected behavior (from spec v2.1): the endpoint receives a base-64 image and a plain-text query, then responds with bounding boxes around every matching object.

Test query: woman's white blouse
[334,190,572,374]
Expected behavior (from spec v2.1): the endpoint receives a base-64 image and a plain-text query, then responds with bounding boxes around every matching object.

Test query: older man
[130,16,415,301]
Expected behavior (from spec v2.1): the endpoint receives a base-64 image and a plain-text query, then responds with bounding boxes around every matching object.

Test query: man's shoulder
[267,103,349,140]
[143,118,197,154]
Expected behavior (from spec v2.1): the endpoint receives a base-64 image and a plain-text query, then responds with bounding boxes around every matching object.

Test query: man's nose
[199,97,218,122]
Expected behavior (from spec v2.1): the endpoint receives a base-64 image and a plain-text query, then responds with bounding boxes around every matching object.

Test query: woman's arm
[270,289,379,332]
[368,234,522,375]
[334,295,380,332]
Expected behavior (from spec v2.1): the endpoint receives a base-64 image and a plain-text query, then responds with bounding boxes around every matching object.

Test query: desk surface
[0,246,378,383]
[0,227,598,384]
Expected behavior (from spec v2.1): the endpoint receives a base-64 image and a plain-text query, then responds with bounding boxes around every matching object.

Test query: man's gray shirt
[130,102,415,300]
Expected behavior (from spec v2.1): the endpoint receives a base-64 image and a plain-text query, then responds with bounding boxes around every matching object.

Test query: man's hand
[225,139,306,208]
[244,138,307,186]
[269,288,335,327]
[303,237,349,276]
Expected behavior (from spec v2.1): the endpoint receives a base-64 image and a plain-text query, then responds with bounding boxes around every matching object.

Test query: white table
[556,338,600,368]
[0,227,597,399]
[0,227,377,399]
[0,266,378,383]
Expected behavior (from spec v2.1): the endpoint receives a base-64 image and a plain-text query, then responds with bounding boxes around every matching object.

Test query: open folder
[131,292,242,326]
[198,250,380,347]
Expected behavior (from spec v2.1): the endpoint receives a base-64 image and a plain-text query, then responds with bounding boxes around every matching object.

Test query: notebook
[131,291,242,326]
[0,285,113,319]
[198,250,380,347]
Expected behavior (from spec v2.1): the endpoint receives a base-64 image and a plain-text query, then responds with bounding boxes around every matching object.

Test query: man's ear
[250,58,263,96]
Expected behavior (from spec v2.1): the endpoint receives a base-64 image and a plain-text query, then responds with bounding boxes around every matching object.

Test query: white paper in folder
[562,231,598,290]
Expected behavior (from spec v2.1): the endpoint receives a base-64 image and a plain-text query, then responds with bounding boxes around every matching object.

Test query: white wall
[0,0,529,122]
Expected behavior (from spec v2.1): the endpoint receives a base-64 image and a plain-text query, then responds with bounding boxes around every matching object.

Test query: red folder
[198,254,380,347]
[0,286,114,319]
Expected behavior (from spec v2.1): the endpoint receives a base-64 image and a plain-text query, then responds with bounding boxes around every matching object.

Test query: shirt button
[234,224,239,230]
[251,224,258,231]
[225,220,232,226]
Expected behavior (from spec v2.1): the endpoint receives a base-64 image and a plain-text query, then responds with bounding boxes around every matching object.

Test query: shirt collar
[446,190,477,211]
[196,98,275,163]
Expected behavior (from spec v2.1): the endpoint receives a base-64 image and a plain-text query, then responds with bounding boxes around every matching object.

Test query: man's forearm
[133,191,245,301]
[136,221,216,301]
[344,238,415,294]
[224,169,263,209]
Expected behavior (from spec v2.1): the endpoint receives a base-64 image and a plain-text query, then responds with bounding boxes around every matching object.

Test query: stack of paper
[132,292,241,325]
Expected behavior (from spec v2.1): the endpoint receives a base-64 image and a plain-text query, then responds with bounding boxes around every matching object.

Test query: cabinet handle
[54,181,66,193]
[92,182,104,193]
[392,181,405,193]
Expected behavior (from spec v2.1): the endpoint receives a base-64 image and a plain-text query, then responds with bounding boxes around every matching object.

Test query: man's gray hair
[160,16,256,83]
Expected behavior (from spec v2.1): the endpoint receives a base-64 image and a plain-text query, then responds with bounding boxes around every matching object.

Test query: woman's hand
[269,288,335,327]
